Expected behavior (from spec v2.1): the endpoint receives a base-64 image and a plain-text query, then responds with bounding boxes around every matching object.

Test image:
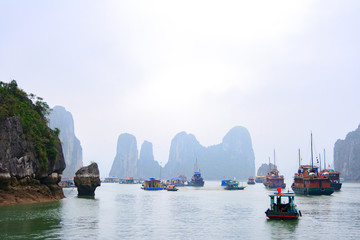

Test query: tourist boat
[142,178,165,190]
[265,188,301,220]
[189,160,204,187]
[166,184,178,191]
[291,134,334,195]
[247,177,255,185]
[255,176,266,183]
[320,169,342,190]
[263,151,286,189]
[170,174,188,186]
[59,177,75,188]
[224,180,245,190]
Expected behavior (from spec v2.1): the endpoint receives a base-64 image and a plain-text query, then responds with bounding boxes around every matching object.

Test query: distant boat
[170,174,188,186]
[59,177,75,188]
[190,171,204,187]
[224,180,245,190]
[265,188,301,220]
[291,134,334,195]
[263,151,286,189]
[247,177,255,185]
[103,176,119,183]
[320,169,342,190]
[166,185,178,191]
[142,178,165,190]
[189,159,204,187]
[255,176,266,183]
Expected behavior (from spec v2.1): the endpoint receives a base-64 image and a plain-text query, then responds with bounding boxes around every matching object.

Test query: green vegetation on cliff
[0,80,58,170]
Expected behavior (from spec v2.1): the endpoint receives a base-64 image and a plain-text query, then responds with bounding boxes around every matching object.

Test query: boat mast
[298,149,301,168]
[268,157,271,173]
[324,149,326,170]
[274,149,276,173]
[311,132,314,169]
[319,154,322,171]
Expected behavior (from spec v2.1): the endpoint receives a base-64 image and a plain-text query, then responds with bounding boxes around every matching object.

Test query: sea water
[1,180,360,240]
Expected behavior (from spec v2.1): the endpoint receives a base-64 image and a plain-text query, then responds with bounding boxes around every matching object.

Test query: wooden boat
[263,150,286,189]
[142,178,165,190]
[224,180,245,190]
[265,188,301,220]
[166,184,178,191]
[320,169,342,190]
[247,177,255,185]
[291,134,334,195]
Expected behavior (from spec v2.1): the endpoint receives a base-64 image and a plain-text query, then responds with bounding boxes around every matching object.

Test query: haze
[1,1,360,178]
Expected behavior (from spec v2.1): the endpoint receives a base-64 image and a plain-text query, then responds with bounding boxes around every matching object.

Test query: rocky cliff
[163,132,205,179]
[257,163,275,176]
[48,106,83,178]
[138,141,161,179]
[0,80,66,205]
[163,126,255,180]
[109,133,138,178]
[334,125,360,182]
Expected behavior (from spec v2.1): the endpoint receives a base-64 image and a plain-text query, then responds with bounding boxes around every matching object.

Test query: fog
[1,1,360,178]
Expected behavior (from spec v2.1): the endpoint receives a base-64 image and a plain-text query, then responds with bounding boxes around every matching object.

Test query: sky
[1,0,360,178]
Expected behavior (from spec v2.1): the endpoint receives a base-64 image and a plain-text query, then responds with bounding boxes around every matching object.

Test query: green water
[1,181,360,239]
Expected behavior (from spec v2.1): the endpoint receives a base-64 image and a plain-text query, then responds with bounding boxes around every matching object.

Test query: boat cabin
[268,193,297,213]
[143,178,164,190]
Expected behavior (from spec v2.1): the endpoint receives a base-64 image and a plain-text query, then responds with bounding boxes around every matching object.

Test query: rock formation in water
[163,126,255,180]
[138,141,161,179]
[163,132,205,179]
[0,80,66,205]
[48,106,83,178]
[74,162,100,196]
[334,125,360,182]
[109,133,138,178]
[257,163,275,176]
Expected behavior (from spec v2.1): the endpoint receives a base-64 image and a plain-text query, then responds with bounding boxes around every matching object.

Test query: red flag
[277,187,281,194]
[301,157,303,161]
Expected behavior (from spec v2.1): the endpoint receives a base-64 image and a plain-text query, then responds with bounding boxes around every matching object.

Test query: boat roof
[269,193,295,197]
[145,178,160,182]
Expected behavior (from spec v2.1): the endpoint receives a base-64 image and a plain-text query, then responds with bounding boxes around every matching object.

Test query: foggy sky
[1,1,360,178]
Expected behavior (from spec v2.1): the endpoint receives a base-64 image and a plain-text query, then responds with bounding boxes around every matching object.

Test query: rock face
[163,126,255,180]
[109,133,138,178]
[257,163,275,176]
[334,125,360,182]
[48,106,83,178]
[0,81,66,205]
[163,132,205,179]
[74,162,100,196]
[138,141,161,179]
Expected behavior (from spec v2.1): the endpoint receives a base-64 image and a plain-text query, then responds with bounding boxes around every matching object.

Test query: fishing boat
[166,185,178,191]
[247,177,255,185]
[265,188,301,220]
[263,151,286,189]
[291,134,334,195]
[189,159,204,187]
[190,171,204,187]
[224,180,245,190]
[142,178,165,190]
